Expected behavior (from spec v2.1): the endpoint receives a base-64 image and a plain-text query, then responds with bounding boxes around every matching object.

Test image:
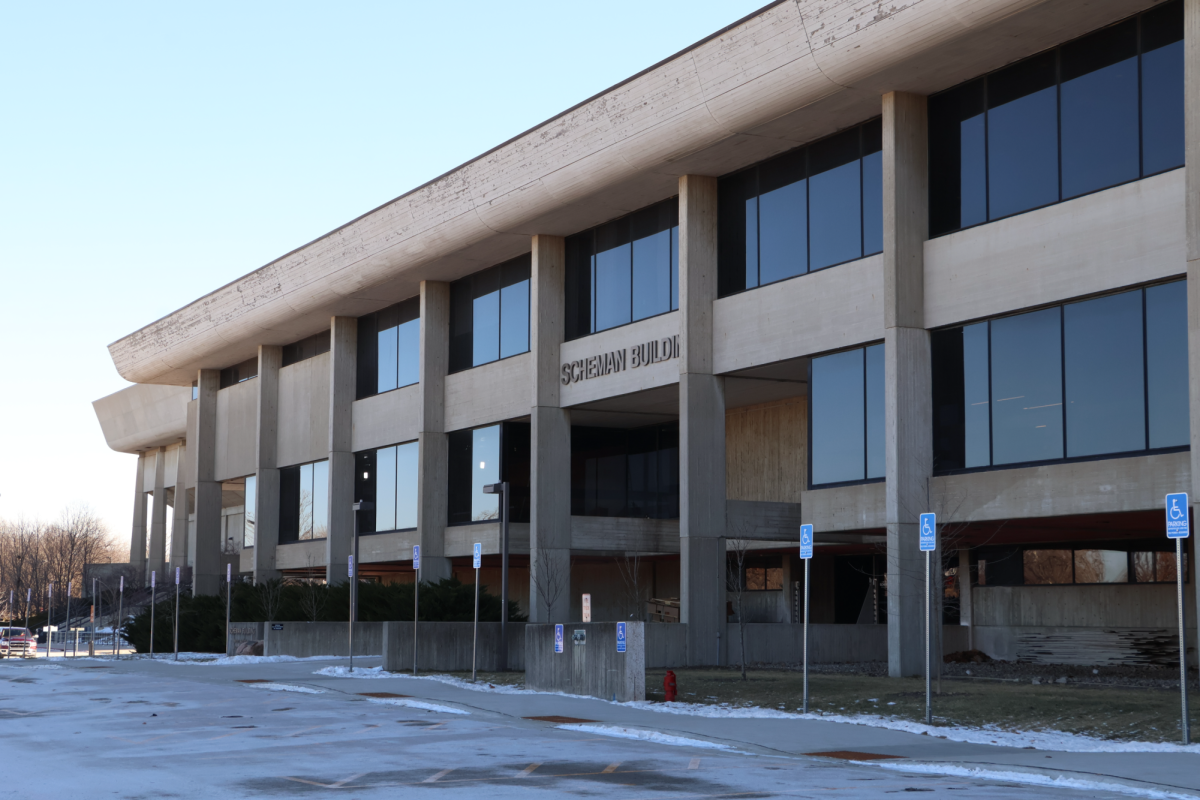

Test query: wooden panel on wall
[725,397,806,504]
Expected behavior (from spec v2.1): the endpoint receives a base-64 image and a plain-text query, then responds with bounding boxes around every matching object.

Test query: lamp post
[482,482,510,671]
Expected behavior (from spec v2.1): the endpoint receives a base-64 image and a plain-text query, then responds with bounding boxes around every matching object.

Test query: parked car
[0,628,37,657]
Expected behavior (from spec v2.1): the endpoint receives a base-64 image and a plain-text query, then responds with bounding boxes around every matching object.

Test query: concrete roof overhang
[107,0,1161,386]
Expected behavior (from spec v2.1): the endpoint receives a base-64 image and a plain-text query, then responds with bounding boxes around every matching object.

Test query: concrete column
[1185,0,1200,645]
[148,447,168,575]
[326,317,357,584]
[529,234,572,623]
[416,281,452,582]
[957,547,973,650]
[678,174,726,667]
[128,453,148,570]
[254,345,283,583]
[192,369,222,595]
[883,91,932,677]
[170,441,189,569]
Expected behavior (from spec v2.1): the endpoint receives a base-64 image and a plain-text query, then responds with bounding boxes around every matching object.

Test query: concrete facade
[94,0,1196,670]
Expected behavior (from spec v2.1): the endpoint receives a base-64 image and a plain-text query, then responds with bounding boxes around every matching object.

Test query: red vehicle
[0,628,37,657]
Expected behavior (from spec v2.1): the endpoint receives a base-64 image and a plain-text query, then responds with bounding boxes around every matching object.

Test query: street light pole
[350,502,370,674]
[483,482,510,672]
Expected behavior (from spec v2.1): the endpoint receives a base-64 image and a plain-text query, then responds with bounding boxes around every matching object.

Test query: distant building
[94,0,1198,674]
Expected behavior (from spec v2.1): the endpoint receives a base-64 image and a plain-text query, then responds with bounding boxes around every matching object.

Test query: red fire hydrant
[663,670,677,703]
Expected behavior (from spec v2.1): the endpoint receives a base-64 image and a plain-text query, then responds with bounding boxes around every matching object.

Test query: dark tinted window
[564,199,678,341]
[932,281,1189,472]
[571,422,679,519]
[356,298,419,399]
[929,2,1185,236]
[282,330,331,367]
[810,343,884,486]
[354,441,418,533]
[219,357,258,389]
[449,256,531,373]
[718,119,882,298]
[447,422,530,524]
[278,460,329,542]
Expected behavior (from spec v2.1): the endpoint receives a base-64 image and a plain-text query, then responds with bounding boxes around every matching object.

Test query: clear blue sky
[0,1,768,543]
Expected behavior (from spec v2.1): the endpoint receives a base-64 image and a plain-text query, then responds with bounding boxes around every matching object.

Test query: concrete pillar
[416,281,452,582]
[170,441,189,569]
[148,447,168,575]
[192,369,222,595]
[326,317,357,584]
[957,547,972,651]
[883,91,932,677]
[129,453,148,570]
[1185,0,1200,649]
[529,234,572,623]
[678,174,726,667]
[254,345,282,583]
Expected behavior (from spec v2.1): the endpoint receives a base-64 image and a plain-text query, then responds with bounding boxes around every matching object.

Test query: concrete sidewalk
[94,656,1200,798]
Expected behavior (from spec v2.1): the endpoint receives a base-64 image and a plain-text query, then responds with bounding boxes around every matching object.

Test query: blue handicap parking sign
[919,513,937,551]
[348,555,354,577]
[473,542,482,569]
[799,524,813,560]
[616,622,627,653]
[554,624,564,654]
[1167,493,1190,539]
[413,545,420,570]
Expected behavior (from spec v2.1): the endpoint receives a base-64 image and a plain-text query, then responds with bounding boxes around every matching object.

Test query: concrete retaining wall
[262,621,383,658]
[973,625,1197,667]
[646,623,687,668]
[526,622,645,702]
[381,622,525,672]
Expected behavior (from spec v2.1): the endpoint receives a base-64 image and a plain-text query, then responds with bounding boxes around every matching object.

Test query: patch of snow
[244,683,325,694]
[159,653,353,666]
[874,762,1196,800]
[320,670,529,695]
[314,665,402,679]
[558,724,739,751]
[365,697,470,715]
[0,663,61,671]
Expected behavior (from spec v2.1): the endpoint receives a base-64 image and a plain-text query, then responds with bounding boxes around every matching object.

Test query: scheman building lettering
[561,335,680,385]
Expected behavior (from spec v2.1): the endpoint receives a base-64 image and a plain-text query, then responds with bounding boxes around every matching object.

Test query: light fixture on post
[350,501,373,673]
[481,481,510,671]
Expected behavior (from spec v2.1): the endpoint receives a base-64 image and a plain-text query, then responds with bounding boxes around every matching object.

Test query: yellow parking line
[688,758,701,769]
[602,762,621,773]
[422,769,452,783]
[518,763,541,776]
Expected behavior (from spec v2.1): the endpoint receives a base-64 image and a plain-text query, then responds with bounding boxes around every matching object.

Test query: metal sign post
[224,564,231,661]
[95,579,103,657]
[46,583,53,659]
[173,567,181,661]
[482,482,510,671]
[150,571,156,659]
[22,589,30,658]
[1166,492,1191,744]
[65,583,72,658]
[800,524,814,713]
[412,545,421,675]
[919,513,937,726]
[117,576,124,658]
[7,590,12,657]
[348,554,355,673]
[472,543,481,682]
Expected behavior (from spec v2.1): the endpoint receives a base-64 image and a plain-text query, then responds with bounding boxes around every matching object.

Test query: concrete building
[94,0,1199,674]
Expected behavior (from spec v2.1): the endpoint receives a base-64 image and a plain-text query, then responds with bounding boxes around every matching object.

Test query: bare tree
[615,550,645,620]
[726,536,751,681]
[294,556,327,622]
[531,549,568,621]
[257,578,284,622]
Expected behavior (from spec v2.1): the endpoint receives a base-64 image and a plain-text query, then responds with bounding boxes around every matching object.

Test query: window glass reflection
[963,323,991,467]
[1065,291,1145,456]
[865,344,885,480]
[244,474,256,549]
[377,326,398,394]
[472,426,500,521]
[811,348,866,485]
[758,181,807,285]
[572,423,679,519]
[987,85,1058,219]
[1061,58,1139,199]
[1074,550,1129,584]
[990,308,1063,465]
[397,319,419,388]
[449,255,531,373]
[809,161,861,271]
[395,441,419,530]
[375,446,397,532]
[1146,281,1190,448]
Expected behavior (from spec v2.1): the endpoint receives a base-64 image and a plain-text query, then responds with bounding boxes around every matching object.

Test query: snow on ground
[365,696,470,715]
[244,682,325,694]
[314,665,400,679]
[314,666,528,694]
[557,723,737,751]
[155,653,350,666]
[0,662,60,671]
[873,761,1198,800]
